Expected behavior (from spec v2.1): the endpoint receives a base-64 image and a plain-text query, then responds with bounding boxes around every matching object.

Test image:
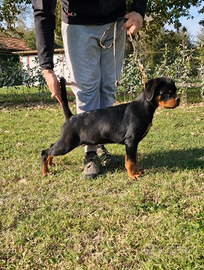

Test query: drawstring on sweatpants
[99,17,140,87]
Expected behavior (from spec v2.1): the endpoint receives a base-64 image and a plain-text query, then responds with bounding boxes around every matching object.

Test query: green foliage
[54,1,63,48]
[0,57,22,87]
[120,54,150,98]
[0,0,31,37]
[0,56,45,88]
[196,27,204,45]
[0,56,50,104]
[23,29,36,50]
[145,0,204,37]
[0,0,204,40]
[119,33,204,103]
[24,57,46,87]
[1,38,203,104]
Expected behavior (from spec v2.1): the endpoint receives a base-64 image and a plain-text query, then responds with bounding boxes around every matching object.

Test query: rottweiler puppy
[41,77,180,179]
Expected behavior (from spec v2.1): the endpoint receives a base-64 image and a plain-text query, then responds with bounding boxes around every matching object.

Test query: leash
[100,17,127,87]
[100,17,147,87]
[128,31,147,86]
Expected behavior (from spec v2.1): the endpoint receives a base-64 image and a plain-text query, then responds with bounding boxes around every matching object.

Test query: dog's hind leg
[125,144,143,179]
[41,137,79,176]
[41,150,51,176]
[47,143,55,167]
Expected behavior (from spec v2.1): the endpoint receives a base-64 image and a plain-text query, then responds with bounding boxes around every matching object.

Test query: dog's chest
[141,122,152,139]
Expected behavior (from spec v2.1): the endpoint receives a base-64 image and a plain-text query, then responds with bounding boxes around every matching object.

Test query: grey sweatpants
[61,21,126,152]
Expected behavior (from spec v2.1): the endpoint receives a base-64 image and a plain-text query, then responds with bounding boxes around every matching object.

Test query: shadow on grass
[101,147,204,175]
[42,147,203,177]
[139,148,204,170]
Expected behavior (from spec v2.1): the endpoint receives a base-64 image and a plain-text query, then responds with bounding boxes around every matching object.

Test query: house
[0,37,30,78]
[0,37,30,53]
[17,49,70,84]
[0,37,70,85]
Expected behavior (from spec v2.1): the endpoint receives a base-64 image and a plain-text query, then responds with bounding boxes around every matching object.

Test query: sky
[165,6,203,42]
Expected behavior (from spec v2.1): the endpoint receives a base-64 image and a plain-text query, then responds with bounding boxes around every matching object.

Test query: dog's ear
[144,78,158,102]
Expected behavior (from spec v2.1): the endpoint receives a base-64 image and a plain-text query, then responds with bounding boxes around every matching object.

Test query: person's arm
[32,0,64,104]
[131,0,148,19]
[32,0,56,70]
[121,0,148,36]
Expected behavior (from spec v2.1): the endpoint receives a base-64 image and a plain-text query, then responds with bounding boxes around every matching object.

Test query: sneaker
[82,152,101,179]
[97,144,119,167]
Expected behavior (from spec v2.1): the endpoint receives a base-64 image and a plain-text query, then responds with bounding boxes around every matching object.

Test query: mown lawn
[0,98,204,269]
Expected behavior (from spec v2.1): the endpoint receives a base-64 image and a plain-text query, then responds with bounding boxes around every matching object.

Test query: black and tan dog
[41,77,180,179]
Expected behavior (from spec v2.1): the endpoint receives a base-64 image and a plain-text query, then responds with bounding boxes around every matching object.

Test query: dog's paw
[133,169,144,179]
[42,170,50,177]
[127,168,144,179]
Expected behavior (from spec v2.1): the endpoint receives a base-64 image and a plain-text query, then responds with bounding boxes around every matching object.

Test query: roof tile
[0,37,30,51]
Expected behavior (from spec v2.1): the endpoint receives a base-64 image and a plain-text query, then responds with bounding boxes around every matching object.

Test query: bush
[0,57,23,87]
[119,36,204,103]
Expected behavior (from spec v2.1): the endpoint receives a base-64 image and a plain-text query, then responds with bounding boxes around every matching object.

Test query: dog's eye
[165,92,171,96]
[160,92,171,100]
[162,92,169,97]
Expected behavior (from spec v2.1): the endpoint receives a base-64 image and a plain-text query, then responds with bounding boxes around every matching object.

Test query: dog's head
[144,77,180,108]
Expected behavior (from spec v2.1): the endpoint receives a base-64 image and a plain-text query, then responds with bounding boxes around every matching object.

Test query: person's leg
[62,22,102,114]
[100,20,126,108]
[62,21,125,111]
[61,22,126,176]
[97,21,126,165]
[62,23,103,156]
[61,22,105,177]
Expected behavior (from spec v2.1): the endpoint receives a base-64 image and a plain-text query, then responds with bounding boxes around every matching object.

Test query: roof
[0,37,30,52]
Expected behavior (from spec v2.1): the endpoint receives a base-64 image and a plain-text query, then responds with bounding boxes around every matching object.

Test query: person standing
[32,0,148,178]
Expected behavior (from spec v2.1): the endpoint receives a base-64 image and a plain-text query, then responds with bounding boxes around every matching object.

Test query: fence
[0,44,203,104]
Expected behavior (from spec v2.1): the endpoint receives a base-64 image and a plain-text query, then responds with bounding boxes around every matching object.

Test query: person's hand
[43,69,61,104]
[121,11,143,36]
[43,69,72,105]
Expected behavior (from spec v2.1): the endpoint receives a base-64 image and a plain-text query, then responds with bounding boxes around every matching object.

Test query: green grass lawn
[0,99,204,269]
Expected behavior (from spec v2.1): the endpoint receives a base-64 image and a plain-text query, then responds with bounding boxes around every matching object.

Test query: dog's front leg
[125,144,143,179]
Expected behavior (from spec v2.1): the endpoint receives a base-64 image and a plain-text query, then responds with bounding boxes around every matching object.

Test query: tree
[0,1,203,38]
[196,27,204,45]
[143,0,204,40]
[0,0,31,37]
[54,1,63,48]
[23,29,36,50]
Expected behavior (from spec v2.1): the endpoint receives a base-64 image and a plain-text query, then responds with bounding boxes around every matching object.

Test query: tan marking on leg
[47,156,55,167]
[42,158,49,177]
[125,159,143,179]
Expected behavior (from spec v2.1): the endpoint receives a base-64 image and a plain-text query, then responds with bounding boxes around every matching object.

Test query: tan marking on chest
[142,122,152,139]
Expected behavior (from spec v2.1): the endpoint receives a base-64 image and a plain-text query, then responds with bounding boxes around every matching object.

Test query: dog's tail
[60,77,73,120]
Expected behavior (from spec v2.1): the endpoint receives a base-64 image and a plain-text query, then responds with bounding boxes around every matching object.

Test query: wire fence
[0,43,203,105]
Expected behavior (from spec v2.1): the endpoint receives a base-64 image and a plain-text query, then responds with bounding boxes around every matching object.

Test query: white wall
[20,52,70,85]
